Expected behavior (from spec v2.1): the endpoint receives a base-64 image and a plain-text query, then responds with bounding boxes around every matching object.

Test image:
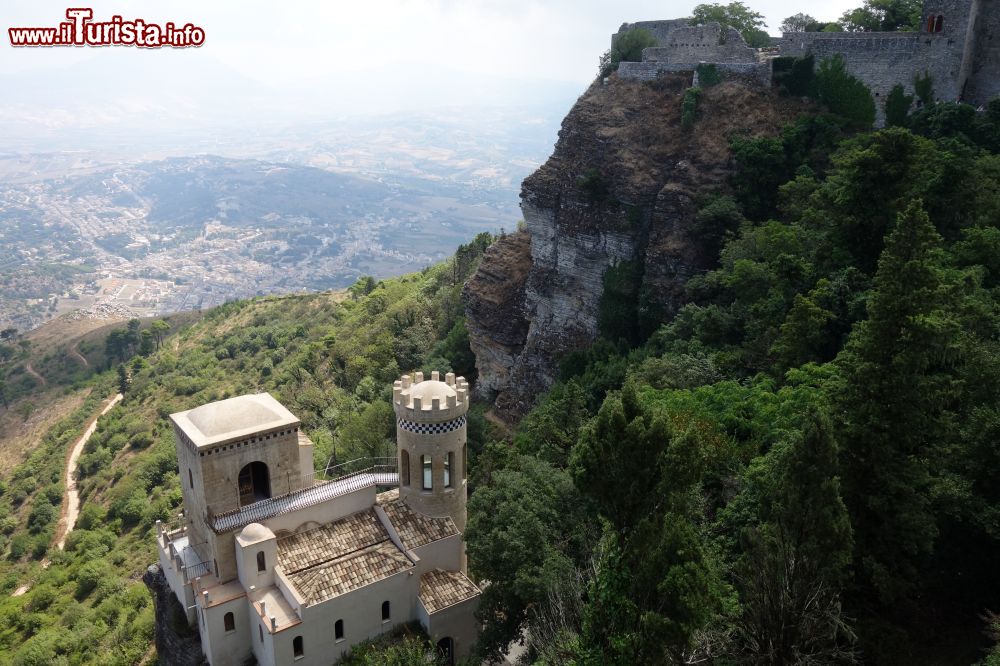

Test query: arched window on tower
[224,612,235,632]
[188,469,193,489]
[462,442,468,481]
[422,455,432,490]
[401,450,410,486]
[934,15,944,32]
[927,14,936,32]
[257,551,266,572]
[238,461,271,506]
[445,452,454,488]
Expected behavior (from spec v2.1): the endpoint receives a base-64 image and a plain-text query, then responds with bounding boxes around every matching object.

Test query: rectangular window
[335,619,344,641]
[444,452,453,488]
[422,455,432,490]
[463,442,468,480]
[293,636,304,659]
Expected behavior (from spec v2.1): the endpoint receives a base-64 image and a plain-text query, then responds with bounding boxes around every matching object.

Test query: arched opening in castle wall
[238,461,271,506]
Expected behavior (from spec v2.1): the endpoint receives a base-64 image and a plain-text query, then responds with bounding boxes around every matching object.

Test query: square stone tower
[170,393,314,581]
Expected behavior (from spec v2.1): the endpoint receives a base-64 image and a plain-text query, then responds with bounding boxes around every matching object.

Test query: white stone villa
[155,372,480,666]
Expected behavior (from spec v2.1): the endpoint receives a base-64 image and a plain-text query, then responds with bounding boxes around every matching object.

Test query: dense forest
[464,90,1000,663]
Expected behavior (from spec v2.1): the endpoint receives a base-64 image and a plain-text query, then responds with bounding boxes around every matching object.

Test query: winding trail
[10,391,122,597]
[24,362,46,387]
[55,392,123,550]
[69,343,89,367]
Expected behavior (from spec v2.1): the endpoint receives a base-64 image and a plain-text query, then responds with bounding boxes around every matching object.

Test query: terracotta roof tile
[276,510,385,574]
[288,542,412,605]
[380,497,458,550]
[419,569,480,614]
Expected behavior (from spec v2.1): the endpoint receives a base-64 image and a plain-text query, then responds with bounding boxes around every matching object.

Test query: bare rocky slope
[463,73,810,420]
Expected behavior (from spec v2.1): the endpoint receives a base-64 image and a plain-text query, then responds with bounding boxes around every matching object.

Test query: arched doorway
[436,637,454,666]
[238,461,271,506]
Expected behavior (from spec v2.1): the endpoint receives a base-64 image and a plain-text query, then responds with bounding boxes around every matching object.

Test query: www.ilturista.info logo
[8,8,205,48]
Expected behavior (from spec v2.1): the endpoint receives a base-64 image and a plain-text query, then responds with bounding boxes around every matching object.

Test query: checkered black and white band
[397,415,466,435]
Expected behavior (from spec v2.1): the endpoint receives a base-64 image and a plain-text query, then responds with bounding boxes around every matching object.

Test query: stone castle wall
[967,0,1000,104]
[613,0,998,118]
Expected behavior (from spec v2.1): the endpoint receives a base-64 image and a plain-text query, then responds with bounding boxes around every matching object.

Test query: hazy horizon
[1,0,861,152]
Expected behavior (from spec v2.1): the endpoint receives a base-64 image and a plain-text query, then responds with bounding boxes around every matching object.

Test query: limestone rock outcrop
[463,74,808,420]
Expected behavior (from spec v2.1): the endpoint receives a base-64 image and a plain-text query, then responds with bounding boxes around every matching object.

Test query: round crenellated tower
[393,371,470,533]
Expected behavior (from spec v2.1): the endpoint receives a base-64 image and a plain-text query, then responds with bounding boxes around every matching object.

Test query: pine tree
[832,201,960,606]
[735,408,856,662]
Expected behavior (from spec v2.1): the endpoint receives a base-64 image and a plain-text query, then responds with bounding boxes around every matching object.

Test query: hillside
[0,235,494,665]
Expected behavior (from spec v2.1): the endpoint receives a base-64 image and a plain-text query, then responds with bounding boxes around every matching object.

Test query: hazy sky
[0,1,861,145]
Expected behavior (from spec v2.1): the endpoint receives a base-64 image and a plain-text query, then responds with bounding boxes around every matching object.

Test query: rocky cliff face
[463,74,807,420]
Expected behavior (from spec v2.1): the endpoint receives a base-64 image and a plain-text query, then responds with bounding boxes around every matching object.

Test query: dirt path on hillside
[55,392,123,550]
[69,343,89,367]
[24,362,46,387]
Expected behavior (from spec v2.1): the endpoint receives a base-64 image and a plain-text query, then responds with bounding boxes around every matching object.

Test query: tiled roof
[379,495,459,550]
[287,542,412,605]
[277,510,386,573]
[419,569,481,614]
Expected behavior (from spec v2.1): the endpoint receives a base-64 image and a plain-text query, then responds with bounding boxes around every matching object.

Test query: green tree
[117,364,131,394]
[815,55,876,129]
[913,70,934,105]
[690,2,771,47]
[150,319,170,349]
[599,28,657,78]
[840,0,921,32]
[884,83,913,127]
[465,452,594,660]
[729,408,856,662]
[572,383,721,662]
[139,329,155,356]
[780,13,820,32]
[832,201,959,606]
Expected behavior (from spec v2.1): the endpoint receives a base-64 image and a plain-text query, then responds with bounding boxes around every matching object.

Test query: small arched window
[462,442,468,481]
[381,600,391,621]
[935,15,944,32]
[401,449,410,486]
[256,551,266,572]
[293,636,304,658]
[224,611,235,632]
[335,619,344,641]
[927,15,936,32]
[444,452,454,488]
[422,455,432,490]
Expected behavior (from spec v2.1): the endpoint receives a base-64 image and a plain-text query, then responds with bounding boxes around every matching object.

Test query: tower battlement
[393,371,470,423]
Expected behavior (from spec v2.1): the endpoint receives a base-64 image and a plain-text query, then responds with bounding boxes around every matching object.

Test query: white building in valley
[155,372,480,665]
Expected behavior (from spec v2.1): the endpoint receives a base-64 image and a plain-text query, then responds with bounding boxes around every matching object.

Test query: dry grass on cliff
[559,73,816,196]
[464,231,532,305]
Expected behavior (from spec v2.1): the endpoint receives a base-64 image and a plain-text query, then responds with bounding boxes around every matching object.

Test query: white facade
[155,375,480,666]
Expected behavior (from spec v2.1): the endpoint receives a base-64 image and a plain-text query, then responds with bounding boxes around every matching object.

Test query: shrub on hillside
[885,84,913,127]
[598,28,657,78]
[815,55,875,129]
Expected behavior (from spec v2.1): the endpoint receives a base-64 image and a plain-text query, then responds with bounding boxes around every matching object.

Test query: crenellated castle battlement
[393,371,470,424]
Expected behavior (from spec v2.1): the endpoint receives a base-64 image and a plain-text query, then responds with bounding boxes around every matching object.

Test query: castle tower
[169,393,314,581]
[920,0,985,101]
[393,372,469,535]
